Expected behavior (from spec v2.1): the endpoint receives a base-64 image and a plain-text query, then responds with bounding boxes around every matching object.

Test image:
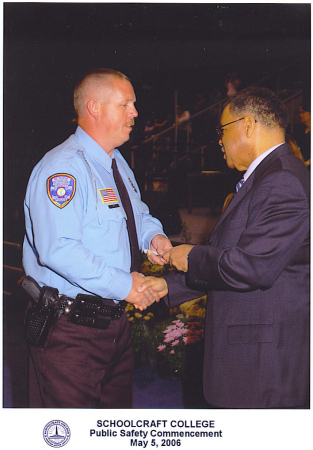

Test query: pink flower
[164,325,176,332]
[173,320,184,327]
[159,320,189,350]
[170,350,175,354]
[165,329,183,341]
[157,345,166,352]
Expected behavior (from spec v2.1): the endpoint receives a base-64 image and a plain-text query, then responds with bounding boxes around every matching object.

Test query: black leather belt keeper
[64,294,126,330]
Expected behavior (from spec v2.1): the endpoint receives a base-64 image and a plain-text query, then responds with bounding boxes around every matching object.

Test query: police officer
[23,68,172,408]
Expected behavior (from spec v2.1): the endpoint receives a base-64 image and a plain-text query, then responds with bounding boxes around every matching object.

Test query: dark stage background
[3,2,311,244]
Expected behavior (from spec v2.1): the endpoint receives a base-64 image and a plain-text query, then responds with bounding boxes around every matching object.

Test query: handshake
[125,235,194,311]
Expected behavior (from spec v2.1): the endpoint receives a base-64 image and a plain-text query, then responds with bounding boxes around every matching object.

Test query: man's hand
[147,234,173,266]
[138,276,168,298]
[163,244,194,272]
[125,272,160,311]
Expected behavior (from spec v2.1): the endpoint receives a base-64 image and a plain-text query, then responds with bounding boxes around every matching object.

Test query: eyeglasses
[215,117,245,139]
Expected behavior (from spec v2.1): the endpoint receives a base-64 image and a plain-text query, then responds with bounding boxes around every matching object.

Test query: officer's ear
[86,100,100,120]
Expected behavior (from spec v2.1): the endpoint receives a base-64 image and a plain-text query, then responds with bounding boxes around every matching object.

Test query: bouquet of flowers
[155,297,207,379]
[156,319,189,378]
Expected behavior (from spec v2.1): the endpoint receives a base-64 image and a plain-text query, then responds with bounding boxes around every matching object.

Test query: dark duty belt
[22,276,127,347]
[59,294,127,329]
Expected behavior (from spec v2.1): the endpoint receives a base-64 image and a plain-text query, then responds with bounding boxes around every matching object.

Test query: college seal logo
[43,420,71,447]
[47,174,76,208]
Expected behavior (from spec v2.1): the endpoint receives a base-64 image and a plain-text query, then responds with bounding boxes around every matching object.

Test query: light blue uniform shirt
[23,126,166,301]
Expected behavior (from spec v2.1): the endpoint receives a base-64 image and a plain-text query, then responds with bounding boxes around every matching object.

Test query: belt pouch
[67,294,114,329]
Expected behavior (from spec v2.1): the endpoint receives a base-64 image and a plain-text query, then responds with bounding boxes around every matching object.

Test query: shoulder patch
[47,174,76,208]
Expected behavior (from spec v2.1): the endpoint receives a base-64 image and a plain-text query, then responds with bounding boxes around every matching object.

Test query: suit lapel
[223,172,254,215]
[210,144,290,241]
[209,173,255,240]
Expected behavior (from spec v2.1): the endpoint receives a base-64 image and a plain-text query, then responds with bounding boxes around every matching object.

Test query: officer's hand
[138,276,168,299]
[148,235,172,266]
[125,272,160,311]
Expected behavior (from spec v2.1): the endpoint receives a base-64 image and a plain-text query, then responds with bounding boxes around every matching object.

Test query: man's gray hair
[225,86,289,131]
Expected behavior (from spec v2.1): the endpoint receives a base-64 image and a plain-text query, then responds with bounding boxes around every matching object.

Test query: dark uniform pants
[28,311,133,408]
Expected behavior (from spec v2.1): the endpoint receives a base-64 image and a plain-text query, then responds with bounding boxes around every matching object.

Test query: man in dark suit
[140,87,310,408]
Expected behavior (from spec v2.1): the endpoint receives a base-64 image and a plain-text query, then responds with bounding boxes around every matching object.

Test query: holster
[25,286,60,348]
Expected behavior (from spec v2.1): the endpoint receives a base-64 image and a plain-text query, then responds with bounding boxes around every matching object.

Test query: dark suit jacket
[165,144,310,408]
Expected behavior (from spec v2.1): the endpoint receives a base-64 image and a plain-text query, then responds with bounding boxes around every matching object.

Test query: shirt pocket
[88,204,127,254]
[97,202,127,225]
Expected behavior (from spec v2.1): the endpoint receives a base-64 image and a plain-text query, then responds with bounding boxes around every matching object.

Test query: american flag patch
[99,188,119,204]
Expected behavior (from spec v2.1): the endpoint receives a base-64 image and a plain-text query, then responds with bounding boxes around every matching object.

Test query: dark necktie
[112,158,142,272]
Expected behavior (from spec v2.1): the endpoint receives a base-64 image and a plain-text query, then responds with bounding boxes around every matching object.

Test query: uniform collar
[74,126,115,173]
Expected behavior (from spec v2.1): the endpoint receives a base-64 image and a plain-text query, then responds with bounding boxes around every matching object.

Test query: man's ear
[86,100,100,120]
[245,115,256,137]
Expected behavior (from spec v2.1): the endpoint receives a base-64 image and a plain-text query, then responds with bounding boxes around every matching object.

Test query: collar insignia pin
[128,178,137,193]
